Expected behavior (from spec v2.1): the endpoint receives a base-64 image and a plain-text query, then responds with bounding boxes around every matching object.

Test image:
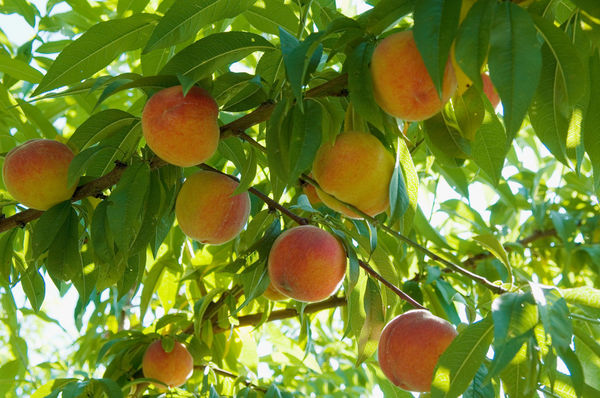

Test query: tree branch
[0,74,349,234]
[213,295,347,334]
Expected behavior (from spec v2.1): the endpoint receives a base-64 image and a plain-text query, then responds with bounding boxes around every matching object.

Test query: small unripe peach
[263,283,288,301]
[268,225,346,302]
[142,85,219,167]
[142,340,193,390]
[378,310,458,392]
[2,139,77,210]
[371,30,456,121]
[175,171,250,245]
[312,131,394,218]
[301,174,321,206]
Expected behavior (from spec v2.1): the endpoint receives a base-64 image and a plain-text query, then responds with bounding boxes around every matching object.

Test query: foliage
[0,0,599,397]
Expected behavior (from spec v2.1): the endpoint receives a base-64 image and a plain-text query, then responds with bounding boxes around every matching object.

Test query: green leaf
[67,146,117,187]
[414,206,451,250]
[529,45,570,166]
[90,201,116,264]
[218,138,257,196]
[454,0,495,89]
[356,278,385,365]
[244,0,299,35]
[561,286,600,309]
[357,0,414,36]
[491,292,538,345]
[472,91,507,186]
[532,15,586,106]
[488,2,541,140]
[0,53,43,83]
[423,113,471,167]
[16,99,58,139]
[15,258,45,312]
[46,206,82,282]
[0,229,17,283]
[464,365,495,398]
[388,151,409,227]
[95,378,123,398]
[439,199,490,234]
[453,86,485,141]
[413,0,461,96]
[107,160,151,252]
[144,0,256,53]
[160,31,274,85]
[140,254,170,319]
[347,41,384,131]
[33,14,158,95]
[571,0,600,18]
[583,54,600,195]
[117,0,150,15]
[68,110,138,151]
[31,201,72,259]
[287,100,322,184]
[431,317,494,398]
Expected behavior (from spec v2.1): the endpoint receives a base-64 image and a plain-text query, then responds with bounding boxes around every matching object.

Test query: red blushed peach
[378,310,458,392]
[142,85,220,167]
[263,282,289,301]
[268,225,346,302]
[142,340,194,390]
[2,139,77,210]
[312,131,394,219]
[371,30,457,121]
[175,170,250,245]
[482,73,500,109]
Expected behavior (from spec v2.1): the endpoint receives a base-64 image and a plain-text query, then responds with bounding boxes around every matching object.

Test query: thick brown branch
[213,295,347,334]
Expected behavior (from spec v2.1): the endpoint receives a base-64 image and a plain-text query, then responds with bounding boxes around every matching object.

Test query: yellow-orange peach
[2,139,77,210]
[263,283,288,301]
[482,73,500,109]
[312,131,394,218]
[268,225,346,302]
[301,174,321,206]
[371,30,457,121]
[175,171,250,245]
[378,310,458,392]
[142,85,219,167]
[142,340,193,390]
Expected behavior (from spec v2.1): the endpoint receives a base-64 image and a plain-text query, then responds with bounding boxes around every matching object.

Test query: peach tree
[0,0,599,397]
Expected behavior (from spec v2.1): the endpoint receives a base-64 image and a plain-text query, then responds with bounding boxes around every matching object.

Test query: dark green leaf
[488,2,541,139]
[146,0,256,53]
[33,14,158,95]
[413,0,461,96]
[32,201,71,259]
[46,206,82,282]
[356,277,385,365]
[472,100,507,186]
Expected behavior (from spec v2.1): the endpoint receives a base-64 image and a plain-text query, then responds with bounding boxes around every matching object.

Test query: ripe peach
[2,139,77,210]
[263,283,288,301]
[142,85,219,167]
[378,310,458,392]
[482,73,500,109]
[312,131,394,218]
[142,340,194,390]
[301,174,321,206]
[371,30,457,121]
[268,225,346,302]
[175,171,250,245]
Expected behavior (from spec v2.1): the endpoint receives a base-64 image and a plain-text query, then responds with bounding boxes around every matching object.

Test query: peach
[378,310,458,392]
[2,139,77,210]
[312,131,394,218]
[482,73,500,109]
[301,174,321,206]
[142,340,193,390]
[175,171,250,245]
[142,85,219,167]
[263,282,288,301]
[371,30,457,121]
[268,225,346,302]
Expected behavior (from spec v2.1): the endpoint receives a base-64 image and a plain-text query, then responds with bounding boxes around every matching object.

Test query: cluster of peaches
[1,30,498,393]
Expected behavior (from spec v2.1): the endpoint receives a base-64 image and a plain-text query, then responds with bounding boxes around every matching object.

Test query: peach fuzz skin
[268,225,346,303]
[2,139,77,210]
[142,340,194,390]
[312,131,394,219]
[142,85,220,167]
[378,310,458,392]
[263,283,289,301]
[175,171,250,245]
[371,30,457,121]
